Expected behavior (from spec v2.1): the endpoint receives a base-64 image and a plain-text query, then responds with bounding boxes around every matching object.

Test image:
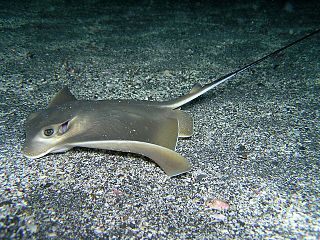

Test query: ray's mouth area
[21,144,48,159]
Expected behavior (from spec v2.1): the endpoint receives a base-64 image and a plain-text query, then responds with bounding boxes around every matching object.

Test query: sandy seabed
[0,0,319,239]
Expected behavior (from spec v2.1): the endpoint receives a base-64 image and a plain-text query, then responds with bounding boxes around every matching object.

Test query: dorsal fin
[189,83,202,94]
[48,87,77,107]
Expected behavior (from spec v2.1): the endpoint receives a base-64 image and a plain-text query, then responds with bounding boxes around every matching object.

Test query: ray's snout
[22,129,53,159]
[22,140,45,159]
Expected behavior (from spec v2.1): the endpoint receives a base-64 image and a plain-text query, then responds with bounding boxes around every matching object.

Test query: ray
[22,29,319,176]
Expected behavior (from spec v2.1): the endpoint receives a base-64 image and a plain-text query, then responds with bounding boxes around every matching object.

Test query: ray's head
[22,106,79,158]
[22,87,82,159]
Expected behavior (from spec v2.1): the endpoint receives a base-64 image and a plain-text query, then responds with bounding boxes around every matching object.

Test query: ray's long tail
[163,29,320,110]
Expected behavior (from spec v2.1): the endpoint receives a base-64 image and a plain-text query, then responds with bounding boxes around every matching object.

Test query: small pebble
[211,213,227,221]
[206,199,230,210]
[47,232,57,237]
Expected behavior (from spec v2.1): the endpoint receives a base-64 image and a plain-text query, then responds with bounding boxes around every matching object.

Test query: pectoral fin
[74,140,191,176]
[127,141,191,176]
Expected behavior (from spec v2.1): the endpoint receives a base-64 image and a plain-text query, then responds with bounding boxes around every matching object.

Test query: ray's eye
[44,128,54,136]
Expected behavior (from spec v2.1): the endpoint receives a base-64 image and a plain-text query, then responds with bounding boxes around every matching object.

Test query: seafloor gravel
[0,0,319,239]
